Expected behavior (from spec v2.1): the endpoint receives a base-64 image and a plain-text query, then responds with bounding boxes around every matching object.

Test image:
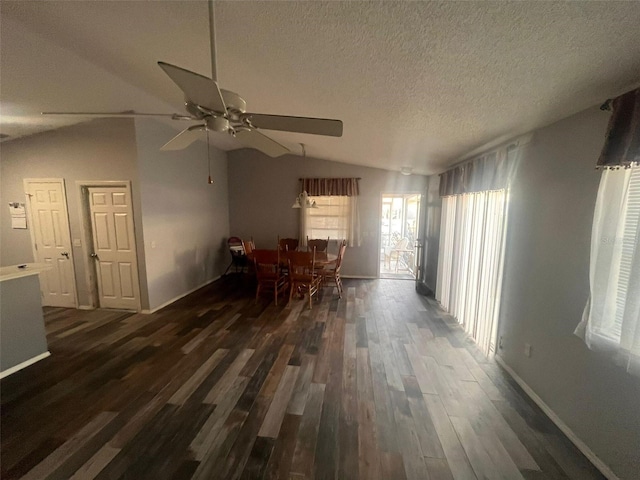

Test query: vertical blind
[436,190,508,355]
[613,167,640,340]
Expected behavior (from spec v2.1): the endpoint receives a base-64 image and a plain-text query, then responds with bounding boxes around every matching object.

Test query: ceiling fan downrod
[208,0,218,82]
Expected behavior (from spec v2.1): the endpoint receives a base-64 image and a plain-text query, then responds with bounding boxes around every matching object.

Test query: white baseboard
[0,351,51,379]
[342,275,377,279]
[141,276,221,314]
[77,305,94,310]
[495,355,620,480]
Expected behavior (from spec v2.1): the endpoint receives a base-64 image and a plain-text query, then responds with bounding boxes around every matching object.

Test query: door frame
[377,191,424,279]
[76,180,142,311]
[23,178,79,308]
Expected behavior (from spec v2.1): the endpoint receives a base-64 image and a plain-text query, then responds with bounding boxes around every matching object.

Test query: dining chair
[242,237,255,259]
[242,238,256,275]
[278,236,299,252]
[253,249,289,305]
[224,236,248,275]
[320,239,347,298]
[306,236,330,252]
[287,248,322,309]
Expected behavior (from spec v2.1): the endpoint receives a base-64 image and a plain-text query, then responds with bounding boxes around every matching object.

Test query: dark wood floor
[1,277,604,480]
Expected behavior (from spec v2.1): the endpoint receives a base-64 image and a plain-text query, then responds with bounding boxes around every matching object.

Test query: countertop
[0,263,52,282]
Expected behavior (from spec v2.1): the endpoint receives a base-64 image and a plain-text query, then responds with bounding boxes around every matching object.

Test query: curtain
[575,166,640,376]
[347,196,360,247]
[299,192,310,247]
[439,145,520,197]
[597,88,640,169]
[435,142,521,355]
[301,177,360,196]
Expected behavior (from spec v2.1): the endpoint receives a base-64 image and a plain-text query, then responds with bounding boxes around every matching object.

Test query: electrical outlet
[499,336,504,349]
[524,343,532,357]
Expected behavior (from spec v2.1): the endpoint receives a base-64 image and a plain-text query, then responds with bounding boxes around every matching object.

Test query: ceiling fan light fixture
[207,116,230,132]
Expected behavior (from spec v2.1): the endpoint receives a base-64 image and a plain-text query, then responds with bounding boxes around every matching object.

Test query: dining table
[280,250,337,266]
[246,249,337,266]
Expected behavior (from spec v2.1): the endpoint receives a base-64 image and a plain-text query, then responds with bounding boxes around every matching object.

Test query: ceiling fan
[42,1,343,157]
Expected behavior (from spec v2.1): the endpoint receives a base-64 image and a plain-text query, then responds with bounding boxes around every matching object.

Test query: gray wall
[135,119,230,311]
[0,118,147,308]
[497,106,640,479]
[227,149,428,278]
[0,275,49,372]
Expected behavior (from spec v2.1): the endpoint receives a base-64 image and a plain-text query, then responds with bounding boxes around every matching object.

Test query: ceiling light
[400,166,413,176]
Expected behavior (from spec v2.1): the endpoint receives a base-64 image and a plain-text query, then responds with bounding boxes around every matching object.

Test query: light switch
[73,238,82,247]
[151,241,157,249]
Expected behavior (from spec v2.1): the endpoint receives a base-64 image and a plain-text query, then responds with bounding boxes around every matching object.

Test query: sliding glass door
[436,190,508,356]
[380,194,421,279]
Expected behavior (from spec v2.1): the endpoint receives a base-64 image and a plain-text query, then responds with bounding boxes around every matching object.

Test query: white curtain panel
[347,196,361,247]
[299,199,309,248]
[576,166,640,376]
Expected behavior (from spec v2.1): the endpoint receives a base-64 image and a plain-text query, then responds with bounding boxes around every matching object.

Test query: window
[577,165,640,375]
[305,195,351,240]
[608,167,640,341]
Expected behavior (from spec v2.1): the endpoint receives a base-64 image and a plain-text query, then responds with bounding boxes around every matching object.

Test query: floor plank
[1,277,606,480]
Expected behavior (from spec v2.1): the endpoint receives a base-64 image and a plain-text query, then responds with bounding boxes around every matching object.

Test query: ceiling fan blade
[234,129,290,157]
[158,62,226,113]
[160,125,205,151]
[41,112,179,118]
[241,113,343,137]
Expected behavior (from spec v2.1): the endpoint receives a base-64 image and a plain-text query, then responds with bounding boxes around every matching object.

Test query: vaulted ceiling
[1,1,639,174]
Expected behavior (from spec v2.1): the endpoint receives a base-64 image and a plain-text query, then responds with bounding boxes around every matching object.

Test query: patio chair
[384,237,412,272]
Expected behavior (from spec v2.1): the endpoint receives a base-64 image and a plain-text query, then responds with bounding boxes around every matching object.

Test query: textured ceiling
[1,1,639,174]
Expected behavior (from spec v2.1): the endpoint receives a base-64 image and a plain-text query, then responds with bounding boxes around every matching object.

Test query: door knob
[90,253,98,259]
[61,252,69,258]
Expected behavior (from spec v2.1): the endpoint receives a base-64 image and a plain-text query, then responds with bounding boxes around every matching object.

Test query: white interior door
[88,187,140,310]
[25,180,77,308]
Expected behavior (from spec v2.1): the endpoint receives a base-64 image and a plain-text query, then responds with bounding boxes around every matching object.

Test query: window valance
[300,178,360,196]
[597,87,640,169]
[439,146,519,197]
